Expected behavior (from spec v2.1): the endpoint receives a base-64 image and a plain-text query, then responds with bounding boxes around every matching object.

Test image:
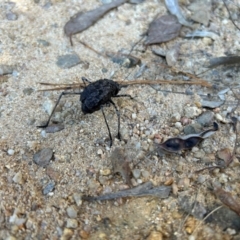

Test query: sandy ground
[0,0,240,239]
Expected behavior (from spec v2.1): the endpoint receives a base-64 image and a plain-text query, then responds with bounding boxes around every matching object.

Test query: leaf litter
[145,15,182,45]
[64,0,145,45]
[157,122,219,154]
[212,185,240,217]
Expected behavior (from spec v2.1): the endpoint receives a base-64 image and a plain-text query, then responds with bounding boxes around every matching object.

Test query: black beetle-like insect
[38,77,133,146]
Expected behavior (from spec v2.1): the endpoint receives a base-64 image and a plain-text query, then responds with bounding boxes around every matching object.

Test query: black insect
[38,77,133,146]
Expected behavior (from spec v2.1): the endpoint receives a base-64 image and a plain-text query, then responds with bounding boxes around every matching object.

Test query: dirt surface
[0,0,240,239]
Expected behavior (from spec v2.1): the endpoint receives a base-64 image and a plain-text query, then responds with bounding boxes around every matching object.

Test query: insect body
[38,77,133,146]
[81,78,121,114]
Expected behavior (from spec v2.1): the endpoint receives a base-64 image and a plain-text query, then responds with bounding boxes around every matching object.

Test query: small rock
[6,11,18,21]
[97,149,103,155]
[43,181,55,195]
[141,170,150,178]
[46,166,60,182]
[215,113,229,123]
[100,169,111,176]
[166,47,179,67]
[27,118,36,125]
[226,228,236,235]
[33,148,53,167]
[218,173,228,183]
[56,54,81,69]
[172,183,178,195]
[201,100,224,108]
[61,228,73,240]
[189,2,210,26]
[37,39,50,47]
[184,106,202,118]
[132,113,137,119]
[178,194,207,219]
[196,111,214,126]
[183,123,202,135]
[43,100,55,115]
[0,64,15,75]
[66,205,78,218]
[13,171,23,184]
[7,149,15,155]
[147,231,163,240]
[193,150,205,159]
[197,175,206,184]
[9,209,26,226]
[66,219,78,228]
[171,112,181,122]
[107,52,140,68]
[79,230,89,239]
[73,193,82,206]
[202,37,212,45]
[23,88,34,95]
[132,169,141,179]
[175,122,182,129]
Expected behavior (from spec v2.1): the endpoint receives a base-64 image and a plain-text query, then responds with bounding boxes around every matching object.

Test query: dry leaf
[213,187,240,216]
[145,15,181,45]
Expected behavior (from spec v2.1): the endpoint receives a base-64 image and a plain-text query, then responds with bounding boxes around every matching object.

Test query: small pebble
[183,123,202,135]
[43,99,55,115]
[174,122,182,129]
[97,149,103,155]
[147,231,163,240]
[197,175,206,184]
[196,111,214,126]
[56,54,81,69]
[61,228,73,240]
[66,205,78,218]
[100,169,111,176]
[215,113,228,123]
[66,219,78,229]
[0,64,15,75]
[12,171,23,184]
[23,88,34,95]
[141,170,150,178]
[73,193,82,206]
[37,39,50,47]
[132,113,137,119]
[33,148,53,167]
[7,149,15,155]
[6,11,18,21]
[79,230,89,239]
[218,173,228,183]
[184,106,202,118]
[43,181,55,195]
[132,169,141,179]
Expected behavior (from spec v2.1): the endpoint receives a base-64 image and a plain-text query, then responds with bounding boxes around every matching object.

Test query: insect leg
[81,77,91,86]
[113,94,134,100]
[109,100,121,140]
[101,106,113,147]
[38,92,81,128]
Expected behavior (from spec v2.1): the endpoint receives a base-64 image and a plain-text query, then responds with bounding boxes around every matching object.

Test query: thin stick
[38,78,211,92]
